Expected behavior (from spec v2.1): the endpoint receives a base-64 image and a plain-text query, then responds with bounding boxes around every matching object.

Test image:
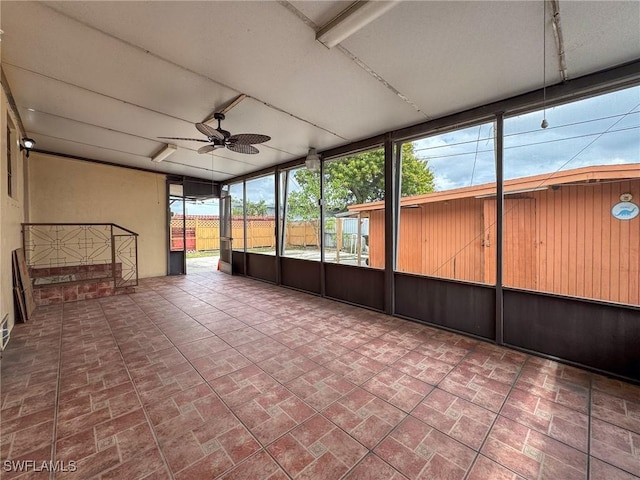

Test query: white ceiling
[1,1,639,182]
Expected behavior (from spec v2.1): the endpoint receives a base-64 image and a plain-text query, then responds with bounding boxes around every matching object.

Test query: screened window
[229,182,245,251]
[323,147,384,268]
[396,122,497,284]
[504,85,640,305]
[245,174,276,254]
[279,166,321,261]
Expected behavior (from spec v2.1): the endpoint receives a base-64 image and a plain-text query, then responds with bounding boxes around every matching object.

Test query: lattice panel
[24,225,112,268]
[113,235,138,287]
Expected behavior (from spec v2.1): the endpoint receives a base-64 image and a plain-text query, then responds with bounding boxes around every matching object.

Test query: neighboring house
[349,164,640,306]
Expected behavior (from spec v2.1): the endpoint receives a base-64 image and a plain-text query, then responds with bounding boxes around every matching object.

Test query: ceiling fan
[159,112,270,154]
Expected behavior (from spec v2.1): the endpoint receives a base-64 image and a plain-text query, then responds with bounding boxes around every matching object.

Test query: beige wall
[28,153,167,279]
[1,88,28,335]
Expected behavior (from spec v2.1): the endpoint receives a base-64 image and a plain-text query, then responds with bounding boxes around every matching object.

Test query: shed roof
[348,164,640,212]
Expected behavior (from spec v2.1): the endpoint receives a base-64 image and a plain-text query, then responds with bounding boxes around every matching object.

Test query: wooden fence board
[172,217,319,251]
[13,249,36,321]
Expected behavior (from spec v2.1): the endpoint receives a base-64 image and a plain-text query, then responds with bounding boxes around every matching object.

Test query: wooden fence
[366,178,640,306]
[170,216,318,251]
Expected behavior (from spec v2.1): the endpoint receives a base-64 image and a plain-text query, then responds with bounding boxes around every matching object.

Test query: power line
[418,124,639,161]
[412,110,640,155]
[506,110,640,138]
[428,102,640,277]
[469,124,482,186]
[535,103,640,183]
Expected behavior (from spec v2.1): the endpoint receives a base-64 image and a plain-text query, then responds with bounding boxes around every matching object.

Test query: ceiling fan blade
[228,133,271,145]
[198,144,223,154]
[195,123,224,140]
[227,143,259,154]
[158,136,209,143]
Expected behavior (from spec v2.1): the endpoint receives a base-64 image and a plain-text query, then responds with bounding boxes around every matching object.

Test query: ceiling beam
[550,0,569,82]
[316,1,401,49]
[201,94,248,124]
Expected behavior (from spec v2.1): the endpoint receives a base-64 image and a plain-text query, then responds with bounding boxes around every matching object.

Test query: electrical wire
[427,101,640,277]
[469,124,482,186]
[415,124,639,161]
[412,110,640,155]
[533,103,640,181]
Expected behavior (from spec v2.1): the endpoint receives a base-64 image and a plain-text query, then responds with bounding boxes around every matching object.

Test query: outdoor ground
[186,249,369,273]
[186,252,220,274]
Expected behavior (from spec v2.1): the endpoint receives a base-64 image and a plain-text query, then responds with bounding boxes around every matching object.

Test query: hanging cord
[211,153,215,196]
[541,0,549,129]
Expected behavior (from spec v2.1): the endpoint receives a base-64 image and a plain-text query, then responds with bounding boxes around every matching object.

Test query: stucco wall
[1,88,28,334]
[28,153,167,279]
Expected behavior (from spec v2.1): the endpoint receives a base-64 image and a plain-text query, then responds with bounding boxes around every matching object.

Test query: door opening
[168,193,186,275]
[185,197,220,274]
[219,189,233,274]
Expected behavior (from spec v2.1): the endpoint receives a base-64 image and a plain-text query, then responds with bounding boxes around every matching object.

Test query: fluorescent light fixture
[152,144,177,162]
[305,148,321,171]
[316,1,400,48]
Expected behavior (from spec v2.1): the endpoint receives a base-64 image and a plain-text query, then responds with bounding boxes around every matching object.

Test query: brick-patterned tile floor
[1,272,639,479]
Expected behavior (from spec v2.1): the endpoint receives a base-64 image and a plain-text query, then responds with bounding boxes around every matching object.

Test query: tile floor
[1,272,639,479]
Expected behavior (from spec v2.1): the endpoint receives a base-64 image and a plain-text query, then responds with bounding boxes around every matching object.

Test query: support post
[495,113,505,344]
[275,168,281,285]
[336,218,342,263]
[384,135,395,315]
[357,212,362,266]
[394,143,402,269]
[280,170,290,256]
[319,160,326,297]
[242,180,247,275]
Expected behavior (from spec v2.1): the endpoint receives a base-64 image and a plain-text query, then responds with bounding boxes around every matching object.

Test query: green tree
[288,143,434,217]
[397,143,437,198]
[231,200,243,216]
[287,171,321,221]
[233,199,268,217]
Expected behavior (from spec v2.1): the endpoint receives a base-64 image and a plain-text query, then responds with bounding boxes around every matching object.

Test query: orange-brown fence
[365,178,640,306]
[284,220,320,247]
[170,216,319,251]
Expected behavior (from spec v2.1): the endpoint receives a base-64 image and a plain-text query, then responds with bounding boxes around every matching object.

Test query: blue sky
[171,197,219,215]
[417,85,639,191]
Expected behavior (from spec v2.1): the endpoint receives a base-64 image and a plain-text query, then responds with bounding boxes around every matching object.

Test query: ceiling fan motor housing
[213,113,231,138]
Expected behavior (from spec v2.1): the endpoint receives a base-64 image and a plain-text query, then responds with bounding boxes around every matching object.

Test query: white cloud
[410,85,640,190]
